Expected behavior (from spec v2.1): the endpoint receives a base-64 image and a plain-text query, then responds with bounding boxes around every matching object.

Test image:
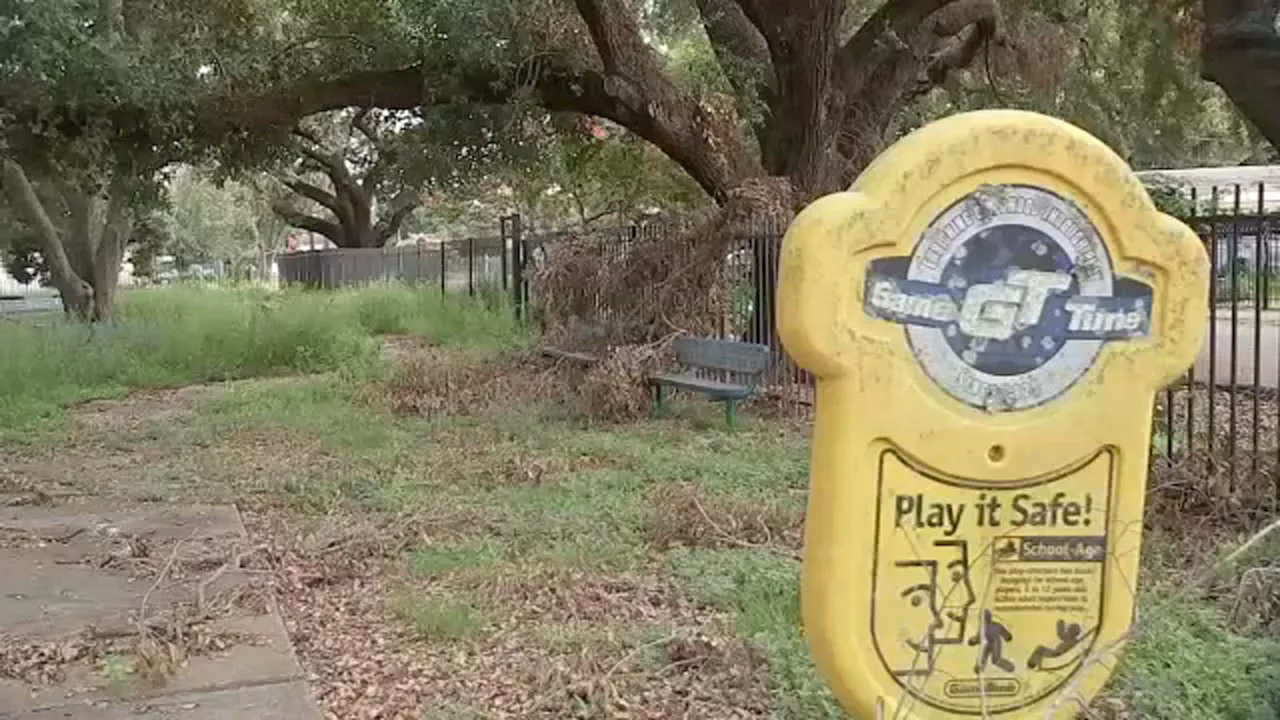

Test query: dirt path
[0,387,323,719]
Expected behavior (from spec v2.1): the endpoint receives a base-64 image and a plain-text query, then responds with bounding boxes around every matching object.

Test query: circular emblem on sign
[863,184,1154,411]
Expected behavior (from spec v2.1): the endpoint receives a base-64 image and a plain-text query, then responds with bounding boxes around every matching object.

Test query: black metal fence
[275,214,531,316]
[276,186,1280,489]
[517,185,1280,491]
[1156,183,1280,496]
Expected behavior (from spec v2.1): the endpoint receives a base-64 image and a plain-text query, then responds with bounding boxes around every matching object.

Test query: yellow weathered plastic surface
[776,110,1209,719]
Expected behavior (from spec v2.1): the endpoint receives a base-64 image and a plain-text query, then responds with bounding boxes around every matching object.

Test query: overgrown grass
[0,283,528,436]
[173,374,1280,718]
[667,547,844,718]
[7,327,1275,717]
[390,592,491,643]
[1110,591,1280,718]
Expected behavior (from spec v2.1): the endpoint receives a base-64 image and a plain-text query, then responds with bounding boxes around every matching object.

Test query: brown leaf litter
[576,342,674,423]
[0,532,271,689]
[248,511,771,719]
[70,385,207,434]
[645,483,802,555]
[374,347,566,418]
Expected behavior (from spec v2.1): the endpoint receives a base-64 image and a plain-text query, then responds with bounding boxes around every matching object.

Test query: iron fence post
[511,215,525,321]
[500,215,511,293]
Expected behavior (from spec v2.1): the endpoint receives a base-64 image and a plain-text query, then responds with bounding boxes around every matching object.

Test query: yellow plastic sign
[777,110,1208,719]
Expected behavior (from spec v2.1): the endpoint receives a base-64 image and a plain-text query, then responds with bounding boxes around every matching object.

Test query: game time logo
[864,184,1155,412]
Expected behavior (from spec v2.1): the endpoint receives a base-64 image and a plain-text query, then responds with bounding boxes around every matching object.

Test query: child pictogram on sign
[969,609,1015,673]
[1028,620,1094,671]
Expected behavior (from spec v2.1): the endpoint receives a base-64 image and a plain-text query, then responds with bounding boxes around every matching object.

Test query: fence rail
[276,237,508,294]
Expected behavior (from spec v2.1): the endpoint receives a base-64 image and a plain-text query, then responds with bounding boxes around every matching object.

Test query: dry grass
[577,341,674,423]
[374,347,565,418]
[645,483,802,555]
[479,452,611,489]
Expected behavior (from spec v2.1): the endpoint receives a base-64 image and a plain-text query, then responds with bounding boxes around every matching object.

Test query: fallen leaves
[373,348,564,419]
[251,510,773,719]
[644,483,802,555]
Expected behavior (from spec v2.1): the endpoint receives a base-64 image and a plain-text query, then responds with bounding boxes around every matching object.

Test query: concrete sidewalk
[0,502,320,719]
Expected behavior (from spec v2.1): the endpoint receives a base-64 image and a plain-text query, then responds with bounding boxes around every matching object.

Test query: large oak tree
[273,109,422,249]
[235,0,1012,212]
[0,0,275,318]
[5,0,1278,320]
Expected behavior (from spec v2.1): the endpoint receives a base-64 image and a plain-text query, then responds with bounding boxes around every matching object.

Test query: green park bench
[646,337,772,428]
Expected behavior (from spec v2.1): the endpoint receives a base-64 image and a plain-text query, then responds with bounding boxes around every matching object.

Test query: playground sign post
[776,110,1209,719]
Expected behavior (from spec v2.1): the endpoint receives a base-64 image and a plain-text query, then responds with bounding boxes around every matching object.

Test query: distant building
[1137,165,1280,274]
[1137,165,1280,214]
[285,231,337,252]
[0,260,36,296]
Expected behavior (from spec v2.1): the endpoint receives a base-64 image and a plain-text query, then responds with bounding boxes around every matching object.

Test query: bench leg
[724,399,740,429]
[651,384,667,418]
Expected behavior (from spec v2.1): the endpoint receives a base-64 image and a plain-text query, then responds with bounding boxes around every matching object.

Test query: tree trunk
[276,113,421,249]
[91,193,131,321]
[1,160,130,320]
[2,161,95,317]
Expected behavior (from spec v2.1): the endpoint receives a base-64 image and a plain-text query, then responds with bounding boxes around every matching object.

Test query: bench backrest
[672,337,772,377]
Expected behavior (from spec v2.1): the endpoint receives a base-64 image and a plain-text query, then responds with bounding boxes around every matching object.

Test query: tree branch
[271,204,343,245]
[832,0,1001,180]
[350,107,380,146]
[373,200,419,246]
[838,0,953,84]
[348,109,388,198]
[1201,0,1280,152]
[290,136,356,191]
[729,0,773,53]
[285,132,365,235]
[930,0,999,37]
[699,0,770,71]
[574,0,671,88]
[696,0,775,144]
[282,178,341,214]
[238,53,757,202]
[915,1,1000,95]
[292,126,326,148]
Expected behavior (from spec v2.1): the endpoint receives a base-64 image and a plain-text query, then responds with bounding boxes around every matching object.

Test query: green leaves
[911,0,1257,169]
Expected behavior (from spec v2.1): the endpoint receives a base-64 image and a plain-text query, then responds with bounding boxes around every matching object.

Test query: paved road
[1193,317,1280,389]
[0,295,62,316]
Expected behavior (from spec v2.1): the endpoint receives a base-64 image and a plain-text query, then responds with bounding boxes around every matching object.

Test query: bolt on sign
[776,110,1208,719]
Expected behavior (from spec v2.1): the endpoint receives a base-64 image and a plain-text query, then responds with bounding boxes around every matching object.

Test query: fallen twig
[197,544,270,613]
[139,529,198,621]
